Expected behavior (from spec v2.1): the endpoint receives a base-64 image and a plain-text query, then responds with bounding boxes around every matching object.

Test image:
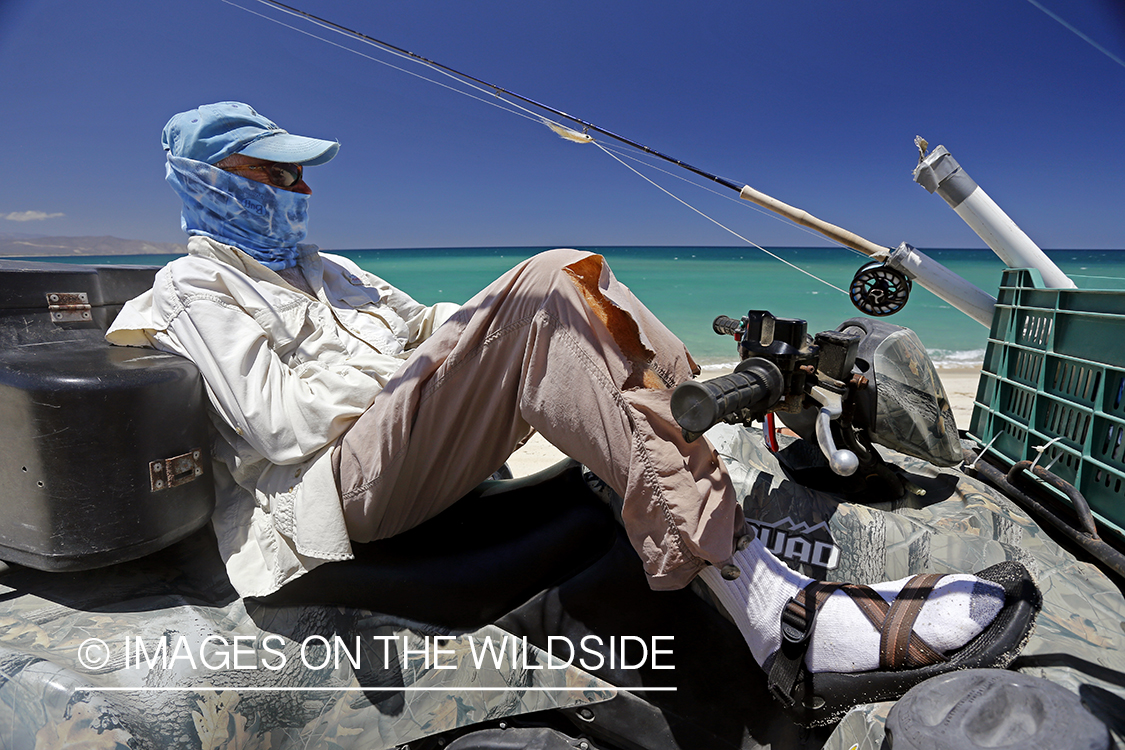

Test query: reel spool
[849,261,911,316]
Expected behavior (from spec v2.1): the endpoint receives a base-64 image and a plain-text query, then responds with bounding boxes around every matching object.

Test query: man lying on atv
[107,101,1040,723]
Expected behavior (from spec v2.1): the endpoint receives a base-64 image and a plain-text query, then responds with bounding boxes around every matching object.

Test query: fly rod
[246,0,998,325]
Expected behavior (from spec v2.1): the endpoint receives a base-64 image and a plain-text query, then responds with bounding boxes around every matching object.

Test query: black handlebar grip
[713,315,742,336]
[670,357,784,435]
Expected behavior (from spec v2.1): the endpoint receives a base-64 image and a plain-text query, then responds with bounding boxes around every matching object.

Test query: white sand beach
[505,365,983,477]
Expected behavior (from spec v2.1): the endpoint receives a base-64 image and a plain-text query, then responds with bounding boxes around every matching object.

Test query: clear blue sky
[2,0,1123,251]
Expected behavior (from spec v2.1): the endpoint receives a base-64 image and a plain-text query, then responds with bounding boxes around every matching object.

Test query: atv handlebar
[670,311,862,477]
[712,315,743,337]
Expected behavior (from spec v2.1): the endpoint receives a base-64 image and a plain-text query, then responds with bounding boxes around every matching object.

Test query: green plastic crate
[969,268,1125,543]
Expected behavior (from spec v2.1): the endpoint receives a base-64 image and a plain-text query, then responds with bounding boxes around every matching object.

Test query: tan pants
[334,249,741,590]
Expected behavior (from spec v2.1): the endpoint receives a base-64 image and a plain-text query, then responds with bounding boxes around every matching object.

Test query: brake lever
[807,385,859,476]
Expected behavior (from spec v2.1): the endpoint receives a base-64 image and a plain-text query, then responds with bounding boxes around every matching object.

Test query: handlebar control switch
[813,329,861,383]
[738,311,810,364]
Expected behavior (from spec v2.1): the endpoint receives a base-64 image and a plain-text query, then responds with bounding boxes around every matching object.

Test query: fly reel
[849,261,911,316]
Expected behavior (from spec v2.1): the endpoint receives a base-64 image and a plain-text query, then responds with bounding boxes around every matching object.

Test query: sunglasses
[222,162,303,188]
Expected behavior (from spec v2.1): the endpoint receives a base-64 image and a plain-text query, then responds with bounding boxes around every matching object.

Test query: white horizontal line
[78,686,676,693]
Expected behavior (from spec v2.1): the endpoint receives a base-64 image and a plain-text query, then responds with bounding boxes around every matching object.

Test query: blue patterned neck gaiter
[166,155,309,270]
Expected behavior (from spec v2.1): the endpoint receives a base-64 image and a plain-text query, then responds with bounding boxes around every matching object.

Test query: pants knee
[521,247,592,276]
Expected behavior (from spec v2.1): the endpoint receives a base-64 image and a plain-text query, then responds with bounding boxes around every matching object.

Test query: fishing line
[1024,0,1125,70]
[593,142,849,295]
[227,0,591,141]
[220,0,577,137]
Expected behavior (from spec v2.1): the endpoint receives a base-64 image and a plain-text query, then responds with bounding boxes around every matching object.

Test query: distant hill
[0,235,186,257]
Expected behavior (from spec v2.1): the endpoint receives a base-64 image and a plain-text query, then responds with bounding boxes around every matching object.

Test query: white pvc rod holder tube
[886,243,997,327]
[913,145,1075,289]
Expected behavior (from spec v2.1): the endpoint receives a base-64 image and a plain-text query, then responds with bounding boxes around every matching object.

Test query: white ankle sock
[697,536,1005,673]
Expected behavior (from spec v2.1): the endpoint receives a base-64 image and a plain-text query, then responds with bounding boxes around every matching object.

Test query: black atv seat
[257,460,619,628]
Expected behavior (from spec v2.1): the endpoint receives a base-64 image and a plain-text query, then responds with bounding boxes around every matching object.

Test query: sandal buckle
[771,582,845,710]
[768,596,816,709]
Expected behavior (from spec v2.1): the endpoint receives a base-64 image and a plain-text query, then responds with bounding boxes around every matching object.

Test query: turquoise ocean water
[32,246,1125,370]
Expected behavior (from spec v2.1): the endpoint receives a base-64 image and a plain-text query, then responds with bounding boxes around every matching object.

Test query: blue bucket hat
[161,101,339,166]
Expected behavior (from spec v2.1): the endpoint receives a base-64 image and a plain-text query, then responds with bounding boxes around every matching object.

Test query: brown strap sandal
[768,575,949,708]
[766,561,1041,728]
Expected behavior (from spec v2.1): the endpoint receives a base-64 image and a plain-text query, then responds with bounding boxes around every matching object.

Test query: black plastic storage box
[0,258,214,571]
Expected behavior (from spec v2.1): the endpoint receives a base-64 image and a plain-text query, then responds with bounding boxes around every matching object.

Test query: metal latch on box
[150,450,205,492]
[46,292,92,322]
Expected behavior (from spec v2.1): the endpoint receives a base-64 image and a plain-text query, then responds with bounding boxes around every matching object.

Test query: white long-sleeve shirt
[107,236,458,596]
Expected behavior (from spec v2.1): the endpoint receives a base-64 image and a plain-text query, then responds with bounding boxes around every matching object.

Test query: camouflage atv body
[1,420,1123,749]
